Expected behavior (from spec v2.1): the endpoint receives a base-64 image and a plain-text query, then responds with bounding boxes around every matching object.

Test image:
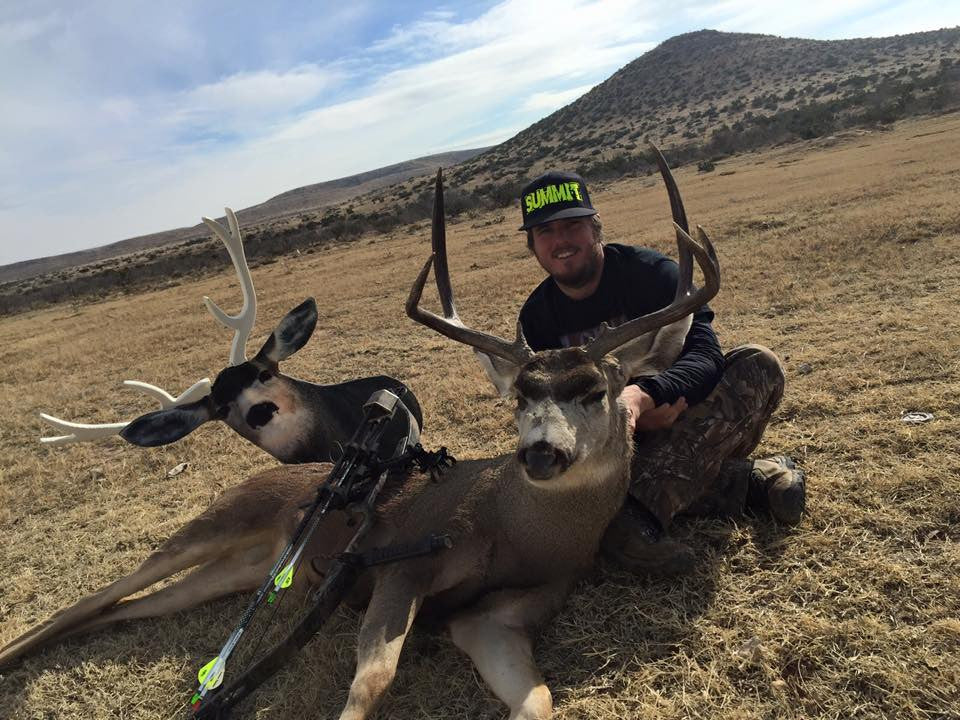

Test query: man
[517,170,805,576]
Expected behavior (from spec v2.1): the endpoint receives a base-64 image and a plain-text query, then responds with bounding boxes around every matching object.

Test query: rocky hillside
[451,28,960,185]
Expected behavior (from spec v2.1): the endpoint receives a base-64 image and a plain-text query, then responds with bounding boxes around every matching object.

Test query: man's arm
[633,306,725,408]
[623,251,724,409]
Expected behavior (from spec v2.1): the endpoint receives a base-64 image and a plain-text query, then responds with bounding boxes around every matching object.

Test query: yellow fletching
[275,565,294,589]
[198,656,224,689]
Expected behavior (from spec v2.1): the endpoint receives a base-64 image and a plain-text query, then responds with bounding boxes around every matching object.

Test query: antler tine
[202,207,257,366]
[39,378,211,446]
[431,169,458,320]
[648,141,693,297]
[406,257,533,364]
[586,222,720,361]
[407,171,533,364]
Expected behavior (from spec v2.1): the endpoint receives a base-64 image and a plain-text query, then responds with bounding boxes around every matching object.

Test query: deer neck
[498,415,632,565]
[225,375,323,463]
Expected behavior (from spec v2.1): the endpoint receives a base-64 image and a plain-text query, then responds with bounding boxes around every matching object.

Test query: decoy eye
[583,391,606,406]
[258,370,271,383]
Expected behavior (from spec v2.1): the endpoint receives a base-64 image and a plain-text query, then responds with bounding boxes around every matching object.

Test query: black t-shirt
[519,243,724,406]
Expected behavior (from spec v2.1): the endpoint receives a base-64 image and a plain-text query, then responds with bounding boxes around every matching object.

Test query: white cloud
[0,11,62,44]
[168,65,341,138]
[692,0,960,39]
[522,84,598,113]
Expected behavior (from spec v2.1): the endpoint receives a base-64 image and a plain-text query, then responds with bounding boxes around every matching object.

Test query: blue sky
[2,1,958,265]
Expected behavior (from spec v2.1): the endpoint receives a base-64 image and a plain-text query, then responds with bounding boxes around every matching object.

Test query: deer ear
[254,298,318,364]
[611,316,692,380]
[474,350,520,397]
[600,357,628,397]
[120,399,215,447]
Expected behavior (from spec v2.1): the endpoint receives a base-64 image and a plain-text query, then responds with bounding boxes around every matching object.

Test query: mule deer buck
[1,157,718,720]
[38,208,421,463]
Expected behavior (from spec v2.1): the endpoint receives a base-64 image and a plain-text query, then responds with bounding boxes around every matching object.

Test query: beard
[552,244,603,289]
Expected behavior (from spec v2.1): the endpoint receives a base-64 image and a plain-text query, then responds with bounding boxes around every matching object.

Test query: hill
[452,27,960,183]
[314,27,960,241]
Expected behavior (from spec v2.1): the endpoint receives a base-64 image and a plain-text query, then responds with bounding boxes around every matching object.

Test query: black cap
[518,170,596,230]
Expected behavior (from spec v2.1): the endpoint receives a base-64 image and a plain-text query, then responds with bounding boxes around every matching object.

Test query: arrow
[189,623,247,710]
[268,563,295,604]
[190,655,227,708]
[198,656,226,689]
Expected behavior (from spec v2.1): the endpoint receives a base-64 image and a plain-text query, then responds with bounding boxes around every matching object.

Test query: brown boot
[601,499,696,577]
[695,458,752,518]
[747,456,806,525]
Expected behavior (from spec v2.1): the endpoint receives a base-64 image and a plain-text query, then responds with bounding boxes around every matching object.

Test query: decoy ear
[120,398,216,447]
[253,298,318,365]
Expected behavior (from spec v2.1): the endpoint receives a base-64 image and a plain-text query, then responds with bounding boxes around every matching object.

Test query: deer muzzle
[518,440,572,481]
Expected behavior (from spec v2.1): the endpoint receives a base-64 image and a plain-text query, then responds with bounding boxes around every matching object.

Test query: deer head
[408,149,719,483]
[120,295,320,449]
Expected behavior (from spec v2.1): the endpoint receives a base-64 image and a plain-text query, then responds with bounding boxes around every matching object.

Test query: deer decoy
[38,208,421,463]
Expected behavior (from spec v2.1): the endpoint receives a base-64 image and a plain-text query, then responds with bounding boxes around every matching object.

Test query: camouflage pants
[630,344,785,530]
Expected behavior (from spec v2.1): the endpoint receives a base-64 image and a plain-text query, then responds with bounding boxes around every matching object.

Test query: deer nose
[518,441,570,481]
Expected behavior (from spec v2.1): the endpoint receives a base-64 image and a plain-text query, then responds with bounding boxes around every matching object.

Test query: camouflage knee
[722,344,784,413]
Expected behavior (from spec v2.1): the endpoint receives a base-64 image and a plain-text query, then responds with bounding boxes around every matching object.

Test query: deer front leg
[338,568,425,720]
[448,583,570,720]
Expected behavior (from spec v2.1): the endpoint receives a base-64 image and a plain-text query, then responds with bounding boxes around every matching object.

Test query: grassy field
[1,113,958,719]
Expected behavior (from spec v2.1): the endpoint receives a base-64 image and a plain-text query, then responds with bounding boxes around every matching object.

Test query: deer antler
[407,170,535,366]
[39,378,212,446]
[202,208,257,366]
[647,141,693,293]
[585,223,719,361]
[584,144,720,360]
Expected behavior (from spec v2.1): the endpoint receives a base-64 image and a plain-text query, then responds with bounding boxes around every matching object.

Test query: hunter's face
[530,217,603,290]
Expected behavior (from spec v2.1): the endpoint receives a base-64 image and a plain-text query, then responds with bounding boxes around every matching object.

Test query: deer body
[367,362,632,614]
[181,367,422,464]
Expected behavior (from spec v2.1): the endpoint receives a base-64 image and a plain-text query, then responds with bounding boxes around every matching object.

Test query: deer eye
[515,396,528,411]
[258,370,271,383]
[583,391,606,406]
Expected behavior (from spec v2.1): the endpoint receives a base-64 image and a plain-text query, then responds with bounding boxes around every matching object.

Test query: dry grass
[2,114,959,719]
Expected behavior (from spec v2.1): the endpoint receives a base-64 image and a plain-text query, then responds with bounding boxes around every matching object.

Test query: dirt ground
[1,113,958,719]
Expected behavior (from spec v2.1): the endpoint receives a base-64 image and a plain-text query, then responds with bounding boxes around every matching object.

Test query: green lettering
[570,182,582,201]
[535,188,547,208]
[525,194,536,213]
[546,185,559,204]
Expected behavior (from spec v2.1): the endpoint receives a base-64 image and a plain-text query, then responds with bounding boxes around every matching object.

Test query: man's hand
[620,384,687,433]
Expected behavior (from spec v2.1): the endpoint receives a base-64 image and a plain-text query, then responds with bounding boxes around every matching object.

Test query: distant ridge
[0,147,487,285]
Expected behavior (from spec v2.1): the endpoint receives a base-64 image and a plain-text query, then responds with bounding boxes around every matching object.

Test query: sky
[2,1,958,265]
